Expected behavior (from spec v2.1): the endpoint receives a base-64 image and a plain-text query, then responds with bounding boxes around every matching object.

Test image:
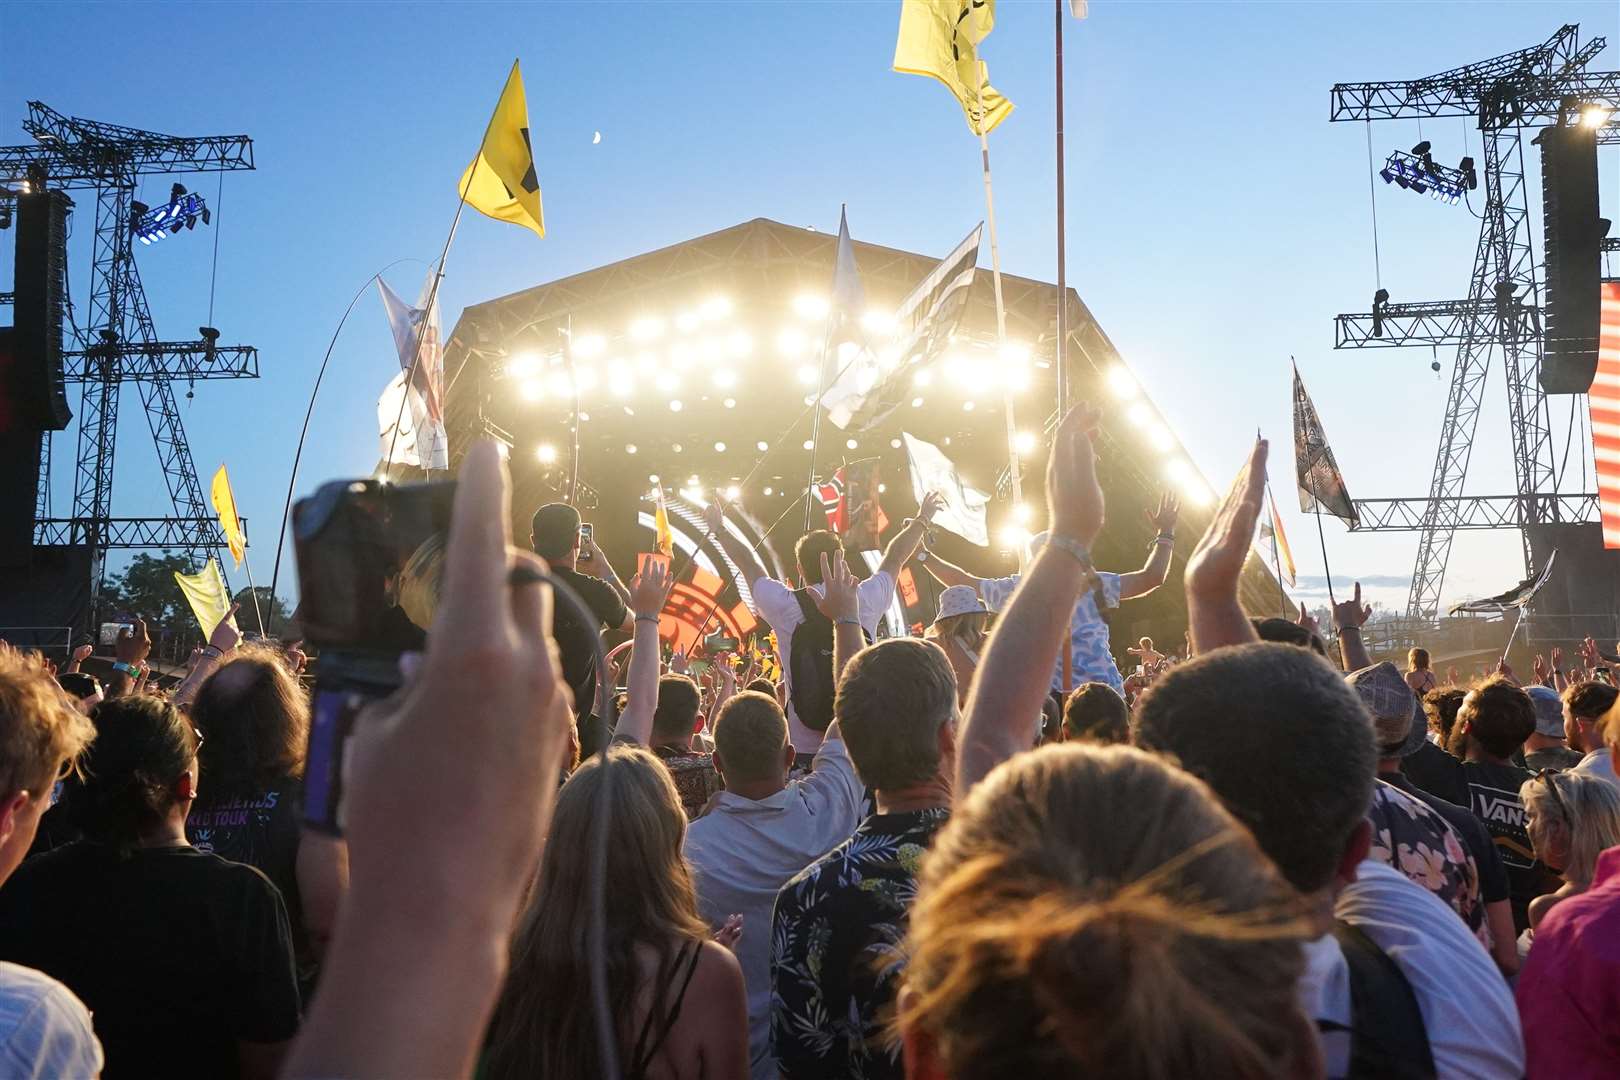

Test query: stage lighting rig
[1377,150,1473,205]
[132,186,211,245]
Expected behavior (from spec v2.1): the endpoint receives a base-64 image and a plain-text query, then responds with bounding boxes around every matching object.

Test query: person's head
[1520,769,1620,886]
[1450,677,1535,762]
[899,744,1317,1080]
[487,743,706,1077]
[1424,687,1467,744]
[1563,680,1618,753]
[61,694,199,853]
[835,639,957,794]
[530,502,582,563]
[0,650,95,883]
[189,646,308,798]
[1062,682,1130,746]
[1135,643,1376,899]
[1408,647,1431,672]
[1345,661,1425,766]
[744,677,777,697]
[1524,685,1568,745]
[794,530,842,586]
[930,586,990,653]
[711,691,792,794]
[650,674,702,746]
[1249,617,1328,658]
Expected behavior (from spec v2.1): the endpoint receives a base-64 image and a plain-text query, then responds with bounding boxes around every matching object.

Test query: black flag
[1293,365,1358,526]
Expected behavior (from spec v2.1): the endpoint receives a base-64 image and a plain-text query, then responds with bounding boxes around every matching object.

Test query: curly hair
[0,649,95,800]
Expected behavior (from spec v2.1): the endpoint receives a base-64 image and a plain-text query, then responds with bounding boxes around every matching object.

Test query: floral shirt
[770,808,949,1080]
[1367,780,1486,946]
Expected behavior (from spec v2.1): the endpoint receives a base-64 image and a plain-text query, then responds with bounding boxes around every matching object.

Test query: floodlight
[1106,366,1138,399]
[536,443,558,464]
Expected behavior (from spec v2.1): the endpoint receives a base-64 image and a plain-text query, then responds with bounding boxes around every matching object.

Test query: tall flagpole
[972,71,1024,529]
[1309,473,1338,610]
[1054,0,1068,419]
[802,211,842,534]
[1266,482,1287,617]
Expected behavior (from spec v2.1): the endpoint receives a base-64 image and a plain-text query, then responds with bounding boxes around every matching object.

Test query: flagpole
[1266,482,1287,617]
[971,74,1025,528]
[802,207,844,535]
[240,554,268,636]
[1500,605,1526,670]
[1054,0,1068,419]
[1309,474,1338,610]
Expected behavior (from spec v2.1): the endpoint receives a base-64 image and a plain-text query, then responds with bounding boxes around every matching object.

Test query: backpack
[1327,919,1436,1079]
[787,589,869,732]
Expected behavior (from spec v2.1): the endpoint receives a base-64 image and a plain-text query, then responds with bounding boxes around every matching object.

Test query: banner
[893,0,1014,136]
[1293,364,1358,526]
[1592,282,1620,548]
[902,431,988,546]
[378,274,449,471]
[173,559,235,639]
[209,465,246,568]
[814,459,890,550]
[821,224,982,432]
[1449,552,1558,614]
[458,59,545,239]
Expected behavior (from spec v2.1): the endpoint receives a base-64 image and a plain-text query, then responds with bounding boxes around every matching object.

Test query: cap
[1347,661,1427,759]
[933,585,989,624]
[1525,685,1566,739]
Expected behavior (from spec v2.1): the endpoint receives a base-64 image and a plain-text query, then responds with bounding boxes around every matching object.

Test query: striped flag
[1592,282,1620,549]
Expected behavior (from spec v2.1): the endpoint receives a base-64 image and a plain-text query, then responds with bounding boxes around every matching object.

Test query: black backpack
[787,589,870,732]
[1326,919,1436,1079]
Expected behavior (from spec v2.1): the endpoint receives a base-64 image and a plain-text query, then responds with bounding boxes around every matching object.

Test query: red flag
[814,468,848,533]
[1592,282,1620,549]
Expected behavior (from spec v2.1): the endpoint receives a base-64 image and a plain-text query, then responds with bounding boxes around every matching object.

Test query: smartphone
[292,477,456,834]
[578,522,594,561]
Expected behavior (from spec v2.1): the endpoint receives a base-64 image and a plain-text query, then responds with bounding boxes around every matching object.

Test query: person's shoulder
[182,848,286,902]
[689,939,745,1002]
[0,962,101,1074]
[781,835,850,900]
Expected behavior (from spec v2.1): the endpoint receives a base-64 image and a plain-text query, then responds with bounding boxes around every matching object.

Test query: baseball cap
[1525,685,1566,739]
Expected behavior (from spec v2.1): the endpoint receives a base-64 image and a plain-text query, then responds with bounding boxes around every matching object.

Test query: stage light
[1127,401,1153,427]
[1163,458,1192,485]
[794,294,829,319]
[672,443,683,453]
[548,371,575,397]
[626,444,638,454]
[878,344,902,370]
[702,296,732,320]
[777,327,807,356]
[634,351,659,374]
[688,474,700,486]
[669,343,694,370]
[714,442,727,452]
[573,366,598,391]
[1410,140,1431,158]
[913,368,934,387]
[1014,431,1037,455]
[725,484,741,500]
[712,368,738,389]
[649,474,660,483]
[999,341,1031,366]
[629,316,664,341]
[1106,366,1138,399]
[728,330,753,357]
[669,399,683,412]
[573,333,605,358]
[507,351,543,378]
[764,486,774,496]
[963,401,976,412]
[1372,288,1390,338]
[675,310,701,334]
[877,483,887,494]
[608,372,633,397]
[1581,107,1611,128]
[1001,524,1031,549]
[1147,422,1175,452]
[890,438,903,449]
[846,438,858,450]
[723,398,737,409]
[862,309,895,333]
[803,440,815,450]
[654,371,679,392]
[911,397,924,408]
[1184,479,1215,506]
[1008,367,1031,391]
[796,364,819,386]
[756,440,770,452]
[520,379,545,401]
[1013,503,1034,525]
[536,443,558,464]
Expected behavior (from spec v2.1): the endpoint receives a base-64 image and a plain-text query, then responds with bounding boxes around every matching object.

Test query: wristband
[112,661,140,676]
[200,645,223,660]
[835,618,861,627]
[1045,533,1094,569]
[634,614,660,625]
[1154,532,1176,544]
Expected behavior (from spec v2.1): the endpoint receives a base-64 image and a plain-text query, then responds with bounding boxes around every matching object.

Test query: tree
[102,552,191,627]
[231,586,295,638]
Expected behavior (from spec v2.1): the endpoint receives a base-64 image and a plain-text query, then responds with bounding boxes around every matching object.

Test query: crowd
[1,408,1619,1079]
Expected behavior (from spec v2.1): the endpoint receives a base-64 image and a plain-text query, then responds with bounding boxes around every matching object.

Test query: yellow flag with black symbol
[458,60,545,238]
[893,0,1013,136]
[210,464,246,568]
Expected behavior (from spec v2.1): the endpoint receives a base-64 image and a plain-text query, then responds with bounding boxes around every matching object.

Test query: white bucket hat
[933,584,989,624]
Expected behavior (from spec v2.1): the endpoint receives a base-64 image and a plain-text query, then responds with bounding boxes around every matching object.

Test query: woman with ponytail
[898,744,1320,1080]
[0,694,300,1079]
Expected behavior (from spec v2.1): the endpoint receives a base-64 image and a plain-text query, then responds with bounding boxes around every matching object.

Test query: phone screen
[578,522,594,560]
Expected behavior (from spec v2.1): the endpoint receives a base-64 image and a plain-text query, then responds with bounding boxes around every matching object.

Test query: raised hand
[1046,402,1105,546]
[284,639,308,675]
[1533,653,1550,683]
[815,549,860,623]
[209,603,243,654]
[1296,602,1321,637]
[1186,439,1268,604]
[671,646,690,675]
[1447,666,1459,687]
[918,491,945,524]
[72,643,93,666]
[702,497,725,536]
[714,913,743,952]
[115,617,152,664]
[1145,491,1181,535]
[630,560,673,621]
[1332,582,1372,630]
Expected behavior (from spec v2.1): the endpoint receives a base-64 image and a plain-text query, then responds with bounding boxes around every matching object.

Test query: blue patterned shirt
[979,570,1123,693]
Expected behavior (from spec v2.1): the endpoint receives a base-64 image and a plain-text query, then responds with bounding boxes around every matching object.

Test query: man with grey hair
[770,636,958,1080]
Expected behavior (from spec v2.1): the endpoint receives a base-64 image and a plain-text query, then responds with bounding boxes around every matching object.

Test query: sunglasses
[1536,768,1570,825]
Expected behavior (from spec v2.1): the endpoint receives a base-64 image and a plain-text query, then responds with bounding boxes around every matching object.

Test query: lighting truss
[133,191,209,244]
[1379,151,1473,204]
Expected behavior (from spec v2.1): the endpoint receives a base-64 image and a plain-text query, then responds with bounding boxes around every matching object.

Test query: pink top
[1516,845,1620,1077]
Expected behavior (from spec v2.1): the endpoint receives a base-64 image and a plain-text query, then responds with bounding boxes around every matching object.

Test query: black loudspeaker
[0,328,45,563]
[11,189,72,430]
[1536,124,1602,394]
[1524,522,1620,644]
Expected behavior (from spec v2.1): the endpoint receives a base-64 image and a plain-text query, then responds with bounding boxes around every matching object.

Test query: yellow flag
[893,0,1014,136]
[174,559,234,640]
[458,60,545,238]
[653,484,674,558]
[211,464,246,568]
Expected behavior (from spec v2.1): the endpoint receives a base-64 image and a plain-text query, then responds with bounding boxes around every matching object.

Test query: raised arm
[172,605,242,709]
[877,492,943,581]
[1332,583,1373,672]
[1183,439,1268,655]
[704,499,771,593]
[582,533,633,609]
[1118,493,1179,600]
[614,562,673,747]
[919,552,983,592]
[957,405,1105,797]
[814,550,865,681]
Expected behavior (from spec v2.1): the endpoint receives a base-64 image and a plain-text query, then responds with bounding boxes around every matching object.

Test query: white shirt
[1573,747,1618,788]
[0,962,103,1080]
[684,736,864,1080]
[749,571,895,752]
[1297,860,1524,1079]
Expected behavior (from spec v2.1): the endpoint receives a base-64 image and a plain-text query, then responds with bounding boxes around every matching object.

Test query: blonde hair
[0,648,95,799]
[484,744,708,1077]
[933,611,989,654]
[1408,647,1431,672]
[900,744,1313,1080]
[1521,770,1620,888]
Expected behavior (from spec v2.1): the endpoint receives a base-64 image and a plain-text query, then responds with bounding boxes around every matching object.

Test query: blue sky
[2,0,1615,612]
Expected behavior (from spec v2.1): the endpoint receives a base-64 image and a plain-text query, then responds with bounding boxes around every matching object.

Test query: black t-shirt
[548,565,627,720]
[1380,770,1511,905]
[1458,758,1560,931]
[0,842,301,1078]
[1402,740,1470,807]
[187,776,313,995]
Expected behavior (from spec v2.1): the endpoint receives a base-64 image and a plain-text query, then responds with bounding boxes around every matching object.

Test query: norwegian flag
[1592,282,1620,549]
[814,470,848,534]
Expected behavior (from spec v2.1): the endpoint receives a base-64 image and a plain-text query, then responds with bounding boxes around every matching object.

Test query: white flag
[377,370,423,468]
[903,431,989,547]
[377,274,449,470]
[1069,0,1089,17]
